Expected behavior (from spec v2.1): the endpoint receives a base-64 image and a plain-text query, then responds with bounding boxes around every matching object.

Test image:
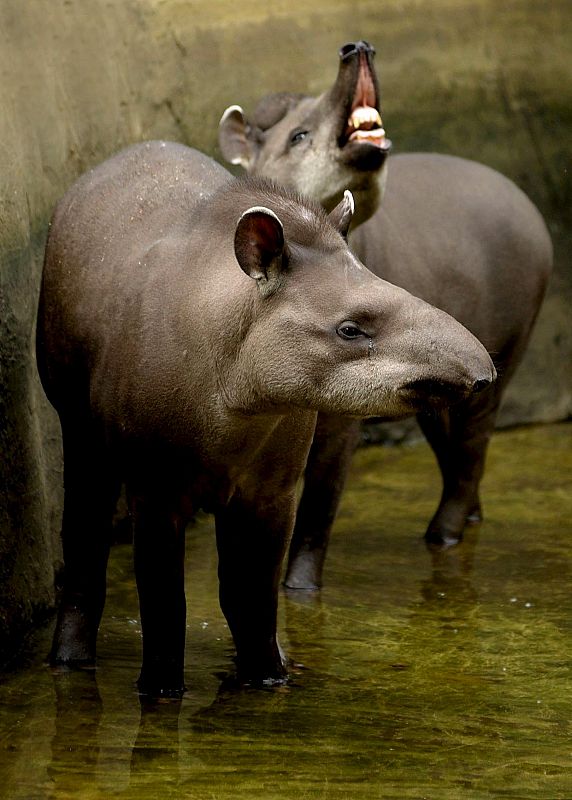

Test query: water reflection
[130,698,183,790]
[1,424,571,799]
[421,526,480,604]
[48,671,103,798]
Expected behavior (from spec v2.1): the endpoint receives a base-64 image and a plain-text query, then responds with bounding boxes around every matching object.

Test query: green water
[1,424,571,799]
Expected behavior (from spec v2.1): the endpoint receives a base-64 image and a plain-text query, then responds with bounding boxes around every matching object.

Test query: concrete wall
[1,0,570,662]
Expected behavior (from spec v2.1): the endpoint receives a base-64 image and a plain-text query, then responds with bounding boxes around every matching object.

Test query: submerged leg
[285,414,361,590]
[418,387,501,546]
[50,420,120,666]
[215,490,296,684]
[132,492,187,698]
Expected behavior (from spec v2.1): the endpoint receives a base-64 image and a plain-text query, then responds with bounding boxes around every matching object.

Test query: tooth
[348,106,383,130]
[350,128,386,140]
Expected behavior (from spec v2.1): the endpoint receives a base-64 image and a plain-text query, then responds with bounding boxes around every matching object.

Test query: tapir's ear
[219,105,257,169]
[328,190,355,240]
[234,206,285,294]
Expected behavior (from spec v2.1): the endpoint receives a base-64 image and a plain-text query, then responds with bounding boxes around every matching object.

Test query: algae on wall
[0,0,570,661]
[0,0,184,657]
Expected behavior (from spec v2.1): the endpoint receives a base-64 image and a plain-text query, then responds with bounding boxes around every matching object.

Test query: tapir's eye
[337,322,367,340]
[290,129,309,145]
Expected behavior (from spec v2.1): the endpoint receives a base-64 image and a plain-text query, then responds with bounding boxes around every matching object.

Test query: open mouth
[346,105,389,148]
[340,47,391,152]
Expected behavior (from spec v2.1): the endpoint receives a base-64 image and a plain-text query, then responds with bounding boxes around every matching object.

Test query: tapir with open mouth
[219,41,552,589]
[37,141,495,695]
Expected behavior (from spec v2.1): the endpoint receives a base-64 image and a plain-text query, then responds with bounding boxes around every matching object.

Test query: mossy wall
[0,0,570,661]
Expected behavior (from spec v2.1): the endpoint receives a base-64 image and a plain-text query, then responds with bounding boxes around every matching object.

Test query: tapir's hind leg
[417,386,501,547]
[50,418,120,666]
[285,414,361,590]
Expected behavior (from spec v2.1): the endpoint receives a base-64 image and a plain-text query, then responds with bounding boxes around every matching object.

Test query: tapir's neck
[318,160,388,230]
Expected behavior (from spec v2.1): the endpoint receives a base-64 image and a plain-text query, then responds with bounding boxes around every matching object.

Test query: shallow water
[1,423,571,799]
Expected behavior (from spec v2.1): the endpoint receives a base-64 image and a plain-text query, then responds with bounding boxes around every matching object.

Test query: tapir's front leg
[132,492,187,698]
[285,414,361,590]
[215,490,297,684]
[418,386,501,546]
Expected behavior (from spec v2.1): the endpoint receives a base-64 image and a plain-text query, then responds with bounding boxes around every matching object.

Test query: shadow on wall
[0,0,570,662]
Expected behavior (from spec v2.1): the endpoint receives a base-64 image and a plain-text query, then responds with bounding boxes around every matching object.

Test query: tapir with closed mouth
[37,140,495,696]
[219,41,552,589]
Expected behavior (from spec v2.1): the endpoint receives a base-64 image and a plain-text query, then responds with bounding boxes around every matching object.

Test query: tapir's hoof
[218,669,289,693]
[235,644,288,688]
[425,501,483,548]
[50,605,97,666]
[237,672,289,689]
[283,550,323,591]
[137,663,186,699]
[424,525,464,549]
[425,518,463,549]
[466,506,483,525]
[137,676,186,699]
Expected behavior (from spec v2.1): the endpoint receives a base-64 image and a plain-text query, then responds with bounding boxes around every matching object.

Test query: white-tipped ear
[234,206,285,293]
[343,189,355,216]
[218,105,255,169]
[328,189,355,239]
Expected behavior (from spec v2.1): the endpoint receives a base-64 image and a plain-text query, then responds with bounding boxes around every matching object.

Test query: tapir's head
[220,182,495,419]
[219,41,390,227]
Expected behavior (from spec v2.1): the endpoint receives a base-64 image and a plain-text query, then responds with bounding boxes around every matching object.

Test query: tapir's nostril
[473,378,492,394]
[339,43,358,60]
[339,41,375,62]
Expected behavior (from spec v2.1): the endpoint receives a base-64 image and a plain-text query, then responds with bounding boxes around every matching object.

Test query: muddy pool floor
[1,423,571,799]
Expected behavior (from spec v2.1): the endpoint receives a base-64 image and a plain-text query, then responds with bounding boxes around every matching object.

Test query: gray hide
[219,41,552,589]
[37,141,494,693]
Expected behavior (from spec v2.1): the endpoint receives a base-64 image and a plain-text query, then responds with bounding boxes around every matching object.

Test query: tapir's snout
[469,349,497,392]
[473,376,495,394]
[403,369,496,410]
[331,39,391,164]
[338,40,375,62]
[390,296,497,413]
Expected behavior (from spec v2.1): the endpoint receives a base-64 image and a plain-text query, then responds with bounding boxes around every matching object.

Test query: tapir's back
[37,141,230,409]
[45,140,228,278]
[351,152,552,356]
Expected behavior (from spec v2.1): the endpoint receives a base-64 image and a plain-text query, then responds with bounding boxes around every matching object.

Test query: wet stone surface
[0,423,571,799]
